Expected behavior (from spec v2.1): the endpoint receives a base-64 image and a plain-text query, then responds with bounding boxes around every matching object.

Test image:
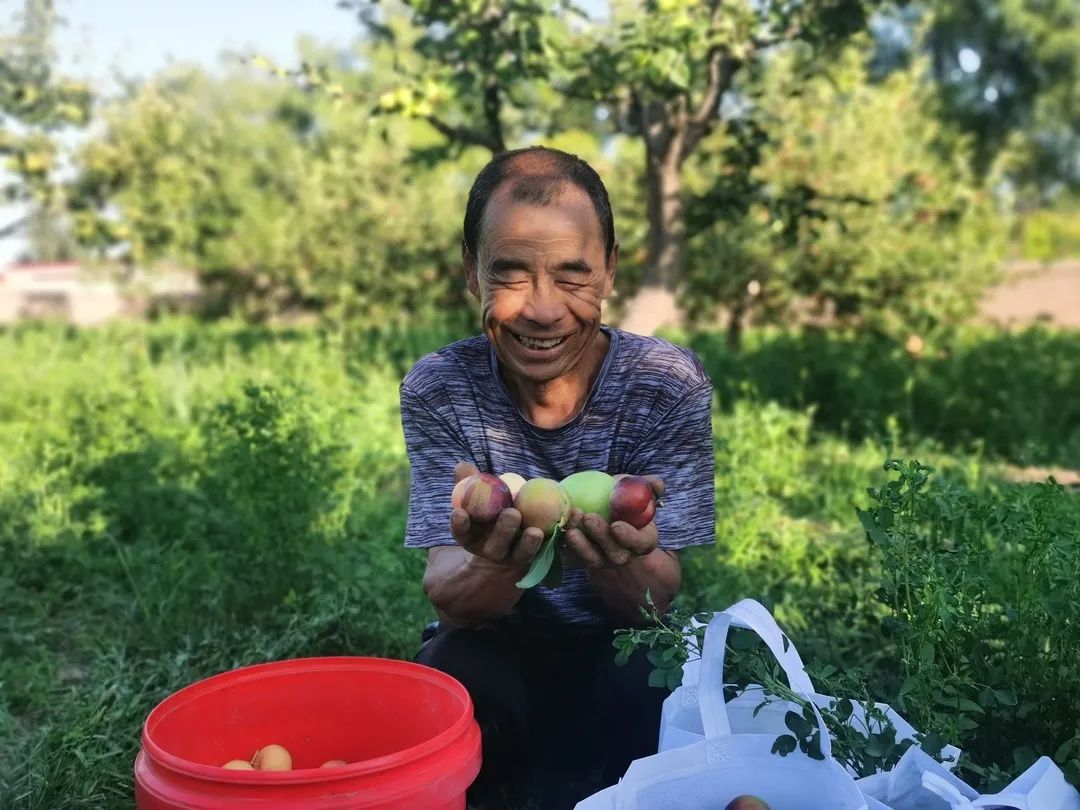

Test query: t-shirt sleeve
[622,381,715,551]
[399,382,474,549]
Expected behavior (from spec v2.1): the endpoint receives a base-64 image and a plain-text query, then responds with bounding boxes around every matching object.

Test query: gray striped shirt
[400,326,715,631]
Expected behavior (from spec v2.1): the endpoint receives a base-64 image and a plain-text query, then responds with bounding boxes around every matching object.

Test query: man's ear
[602,242,619,298]
[462,240,481,300]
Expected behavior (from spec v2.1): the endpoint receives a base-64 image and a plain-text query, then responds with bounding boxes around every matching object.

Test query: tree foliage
[681,42,1004,342]
[69,61,479,323]
[0,0,91,238]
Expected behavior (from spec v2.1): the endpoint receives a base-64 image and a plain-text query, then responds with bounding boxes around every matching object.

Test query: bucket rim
[140,655,476,784]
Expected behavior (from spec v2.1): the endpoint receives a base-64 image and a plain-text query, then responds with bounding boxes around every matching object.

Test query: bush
[1,320,1077,805]
[684,326,1080,468]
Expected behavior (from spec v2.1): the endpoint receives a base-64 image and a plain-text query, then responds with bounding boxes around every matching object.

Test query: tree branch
[482,81,507,153]
[751,20,806,51]
[688,46,731,129]
[423,113,504,154]
[681,49,742,163]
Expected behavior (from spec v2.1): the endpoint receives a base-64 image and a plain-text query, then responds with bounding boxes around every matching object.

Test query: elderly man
[400,146,715,808]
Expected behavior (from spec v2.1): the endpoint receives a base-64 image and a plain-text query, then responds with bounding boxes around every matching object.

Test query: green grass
[1,320,1077,807]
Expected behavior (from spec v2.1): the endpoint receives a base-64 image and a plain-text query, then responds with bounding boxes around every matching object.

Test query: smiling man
[399,146,715,808]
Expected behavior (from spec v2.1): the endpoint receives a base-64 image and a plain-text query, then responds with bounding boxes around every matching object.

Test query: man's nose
[521,275,567,325]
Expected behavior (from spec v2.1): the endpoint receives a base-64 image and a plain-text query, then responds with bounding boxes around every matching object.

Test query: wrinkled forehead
[479,179,604,260]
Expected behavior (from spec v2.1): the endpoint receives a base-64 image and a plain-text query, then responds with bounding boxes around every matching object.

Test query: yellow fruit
[253,744,292,771]
[222,759,255,770]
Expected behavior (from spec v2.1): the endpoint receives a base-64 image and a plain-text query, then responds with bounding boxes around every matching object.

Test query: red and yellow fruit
[320,759,348,768]
[515,478,571,535]
[452,473,513,523]
[609,475,656,529]
[498,472,526,498]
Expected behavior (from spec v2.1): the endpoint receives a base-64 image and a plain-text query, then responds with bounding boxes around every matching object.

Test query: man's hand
[562,475,664,568]
[449,461,544,570]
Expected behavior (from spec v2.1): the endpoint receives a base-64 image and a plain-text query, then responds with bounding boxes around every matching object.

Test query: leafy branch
[614,595,949,778]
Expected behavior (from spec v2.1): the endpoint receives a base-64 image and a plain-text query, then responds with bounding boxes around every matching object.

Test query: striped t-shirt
[399,326,716,632]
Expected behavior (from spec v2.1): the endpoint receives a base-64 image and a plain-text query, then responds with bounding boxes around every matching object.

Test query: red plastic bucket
[134,656,481,809]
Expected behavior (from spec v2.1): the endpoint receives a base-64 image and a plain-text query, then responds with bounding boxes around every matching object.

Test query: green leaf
[920,732,945,756]
[835,698,854,722]
[919,641,936,665]
[932,693,984,714]
[1013,746,1038,772]
[648,668,669,688]
[785,710,814,738]
[515,534,556,589]
[856,508,890,545]
[730,629,758,651]
[541,543,564,589]
[771,734,798,756]
[993,688,1018,707]
[666,666,684,691]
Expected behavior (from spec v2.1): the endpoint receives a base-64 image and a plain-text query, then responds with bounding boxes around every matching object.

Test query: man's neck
[504,330,611,430]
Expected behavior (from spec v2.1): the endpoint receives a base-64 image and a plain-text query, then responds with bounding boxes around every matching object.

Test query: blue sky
[52,0,608,85]
[53,0,363,85]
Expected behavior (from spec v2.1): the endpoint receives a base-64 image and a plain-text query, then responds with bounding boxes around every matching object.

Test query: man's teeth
[515,334,566,350]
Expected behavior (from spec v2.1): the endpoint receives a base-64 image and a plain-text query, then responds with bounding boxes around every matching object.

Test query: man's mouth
[511,332,569,351]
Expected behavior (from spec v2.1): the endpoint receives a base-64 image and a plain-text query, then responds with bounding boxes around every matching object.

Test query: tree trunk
[617,144,685,336]
[726,296,746,352]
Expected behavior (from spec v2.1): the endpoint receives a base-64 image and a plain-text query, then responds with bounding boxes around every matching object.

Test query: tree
[69,60,479,324]
[926,0,1080,204]
[0,0,90,240]
[680,42,1004,346]
[868,0,1080,205]
[342,0,883,334]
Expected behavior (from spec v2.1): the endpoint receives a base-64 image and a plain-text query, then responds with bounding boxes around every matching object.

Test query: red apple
[456,474,513,523]
[609,475,656,529]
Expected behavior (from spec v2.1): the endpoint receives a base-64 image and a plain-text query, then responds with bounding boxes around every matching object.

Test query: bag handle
[698,599,833,761]
[922,772,980,809]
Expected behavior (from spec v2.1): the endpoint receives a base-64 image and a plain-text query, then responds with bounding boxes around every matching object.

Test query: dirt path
[980,260,1080,328]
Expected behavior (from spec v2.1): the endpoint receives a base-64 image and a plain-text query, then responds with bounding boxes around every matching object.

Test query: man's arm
[423,545,530,628]
[586,548,682,627]
[401,373,546,627]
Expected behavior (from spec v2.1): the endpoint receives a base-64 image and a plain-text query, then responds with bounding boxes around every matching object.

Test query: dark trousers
[414,621,665,810]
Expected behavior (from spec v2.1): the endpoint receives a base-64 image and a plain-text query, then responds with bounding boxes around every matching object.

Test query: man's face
[466,183,617,384]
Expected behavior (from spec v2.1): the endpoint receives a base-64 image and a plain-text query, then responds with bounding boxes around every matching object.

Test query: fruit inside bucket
[136,656,481,809]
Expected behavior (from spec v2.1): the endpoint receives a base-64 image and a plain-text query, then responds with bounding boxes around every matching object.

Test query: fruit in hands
[320,759,347,768]
[609,475,656,529]
[515,478,571,535]
[451,477,469,509]
[222,759,255,770]
[560,470,615,521]
[724,797,770,810]
[253,744,293,771]
[498,472,526,498]
[454,473,513,523]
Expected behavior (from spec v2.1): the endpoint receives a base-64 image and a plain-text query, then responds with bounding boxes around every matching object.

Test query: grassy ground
[1,320,1077,807]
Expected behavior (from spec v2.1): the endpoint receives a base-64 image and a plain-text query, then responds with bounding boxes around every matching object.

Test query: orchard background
[1,1,1079,807]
